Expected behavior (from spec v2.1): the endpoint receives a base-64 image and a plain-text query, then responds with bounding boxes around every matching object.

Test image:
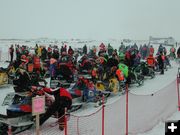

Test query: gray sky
[0,0,180,40]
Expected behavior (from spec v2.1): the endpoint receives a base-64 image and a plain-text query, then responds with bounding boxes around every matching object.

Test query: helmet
[62,51,67,56]
[21,55,26,59]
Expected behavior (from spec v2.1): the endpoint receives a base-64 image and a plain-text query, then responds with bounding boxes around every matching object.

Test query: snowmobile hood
[7,104,32,113]
[7,105,22,112]
[0,105,9,117]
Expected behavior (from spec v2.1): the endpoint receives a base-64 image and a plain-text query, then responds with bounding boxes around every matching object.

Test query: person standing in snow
[68,46,74,56]
[9,45,14,63]
[107,43,113,56]
[83,44,87,54]
[177,46,180,58]
[157,51,165,74]
[41,46,47,61]
[149,45,154,56]
[169,46,176,59]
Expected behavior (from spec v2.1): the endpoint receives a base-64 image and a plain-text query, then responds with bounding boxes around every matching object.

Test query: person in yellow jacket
[37,46,42,57]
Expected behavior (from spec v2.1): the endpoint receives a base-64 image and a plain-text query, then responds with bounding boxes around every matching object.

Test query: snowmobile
[7,65,17,84]
[50,64,77,89]
[95,77,126,96]
[0,87,45,135]
[0,80,62,135]
[78,57,94,74]
[0,68,9,86]
[128,67,144,86]
[0,65,17,86]
[0,69,48,134]
[68,76,109,108]
[50,55,77,89]
[50,76,73,89]
[135,61,155,79]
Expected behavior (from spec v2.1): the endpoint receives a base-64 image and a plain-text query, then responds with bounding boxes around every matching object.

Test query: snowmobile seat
[14,86,31,93]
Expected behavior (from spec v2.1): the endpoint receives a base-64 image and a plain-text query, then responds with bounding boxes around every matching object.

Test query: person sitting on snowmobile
[50,56,58,79]
[146,53,156,70]
[40,87,72,130]
[20,54,29,70]
[13,67,31,92]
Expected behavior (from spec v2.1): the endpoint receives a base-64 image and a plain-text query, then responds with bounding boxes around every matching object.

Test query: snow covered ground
[0,39,180,135]
[134,60,179,135]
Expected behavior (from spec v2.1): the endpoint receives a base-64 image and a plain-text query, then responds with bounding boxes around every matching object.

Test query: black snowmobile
[135,61,155,79]
[50,64,76,89]
[50,55,77,89]
[128,67,144,86]
[0,87,44,134]
[0,73,47,135]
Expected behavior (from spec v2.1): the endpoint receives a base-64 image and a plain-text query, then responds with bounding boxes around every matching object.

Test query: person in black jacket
[157,51,165,74]
[13,68,31,92]
[9,45,14,63]
[83,44,87,54]
[177,46,180,58]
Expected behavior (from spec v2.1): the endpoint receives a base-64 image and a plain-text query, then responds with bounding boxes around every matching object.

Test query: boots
[58,116,65,131]
[59,123,64,131]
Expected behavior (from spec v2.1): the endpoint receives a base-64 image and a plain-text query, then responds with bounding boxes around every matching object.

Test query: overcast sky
[0,0,180,40]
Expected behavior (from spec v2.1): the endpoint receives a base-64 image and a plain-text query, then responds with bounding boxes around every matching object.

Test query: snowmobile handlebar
[30,86,46,96]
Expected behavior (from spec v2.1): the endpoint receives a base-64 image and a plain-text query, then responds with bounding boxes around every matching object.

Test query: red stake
[64,108,68,135]
[176,77,180,111]
[102,95,105,135]
[126,84,129,135]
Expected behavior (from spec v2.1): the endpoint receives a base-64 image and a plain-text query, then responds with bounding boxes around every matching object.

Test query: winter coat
[37,47,42,57]
[108,46,113,56]
[157,54,164,69]
[83,45,87,54]
[33,56,41,69]
[133,53,141,67]
[177,47,180,58]
[13,70,31,90]
[9,47,14,55]
[68,48,74,56]
[118,63,128,78]
[50,58,57,77]
[41,48,47,61]
[43,87,72,100]
[116,69,124,81]
[147,55,156,67]
[149,47,154,55]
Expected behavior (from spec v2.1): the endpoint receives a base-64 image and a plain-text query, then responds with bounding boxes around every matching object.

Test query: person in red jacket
[149,45,154,56]
[68,46,74,56]
[20,55,29,70]
[33,55,41,72]
[146,53,156,69]
[40,87,72,130]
